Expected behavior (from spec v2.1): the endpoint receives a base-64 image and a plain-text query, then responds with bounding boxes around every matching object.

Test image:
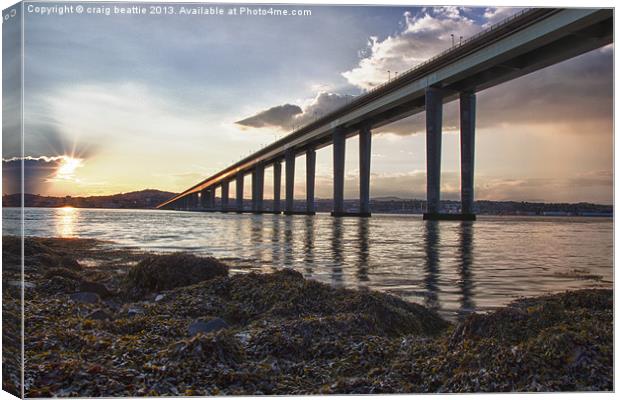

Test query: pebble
[127,307,144,317]
[8,280,36,289]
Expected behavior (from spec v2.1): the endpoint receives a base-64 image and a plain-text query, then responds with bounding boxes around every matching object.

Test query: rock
[127,307,144,317]
[70,292,100,304]
[79,281,113,298]
[155,294,165,302]
[7,280,36,289]
[86,309,112,320]
[124,252,229,298]
[188,318,229,336]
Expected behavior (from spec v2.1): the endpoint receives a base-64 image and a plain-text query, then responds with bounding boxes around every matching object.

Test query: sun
[55,156,83,180]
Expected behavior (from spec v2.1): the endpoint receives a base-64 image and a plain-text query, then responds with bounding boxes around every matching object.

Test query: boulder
[124,252,228,298]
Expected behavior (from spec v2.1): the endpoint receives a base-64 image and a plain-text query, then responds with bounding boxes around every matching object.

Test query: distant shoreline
[3,205,613,218]
[3,191,613,216]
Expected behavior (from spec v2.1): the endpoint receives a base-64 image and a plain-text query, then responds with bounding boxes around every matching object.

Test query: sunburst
[55,156,83,180]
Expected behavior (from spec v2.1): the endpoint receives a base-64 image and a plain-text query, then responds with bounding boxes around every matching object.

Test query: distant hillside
[2,189,177,209]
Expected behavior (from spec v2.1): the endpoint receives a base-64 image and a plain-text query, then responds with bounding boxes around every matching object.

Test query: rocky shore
[2,236,613,396]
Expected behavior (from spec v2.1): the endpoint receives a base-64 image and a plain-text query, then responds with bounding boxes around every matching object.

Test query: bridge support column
[251,170,257,212]
[460,92,476,220]
[252,164,264,213]
[200,188,208,209]
[236,174,244,213]
[306,147,316,215]
[210,187,216,210]
[332,128,346,216]
[273,159,282,213]
[191,192,198,210]
[423,88,443,220]
[359,125,372,217]
[285,149,295,215]
[221,181,229,212]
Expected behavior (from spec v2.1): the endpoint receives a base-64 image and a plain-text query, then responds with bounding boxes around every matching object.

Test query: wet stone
[188,318,230,336]
[127,307,144,317]
[70,292,101,304]
[86,309,112,321]
[8,280,36,289]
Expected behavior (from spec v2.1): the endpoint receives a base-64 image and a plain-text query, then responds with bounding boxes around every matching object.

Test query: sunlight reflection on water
[56,207,78,238]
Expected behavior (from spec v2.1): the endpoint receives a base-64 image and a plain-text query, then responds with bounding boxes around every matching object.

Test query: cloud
[236,104,302,129]
[336,7,612,138]
[235,92,355,131]
[482,7,523,27]
[241,7,611,139]
[342,7,481,90]
[2,156,67,195]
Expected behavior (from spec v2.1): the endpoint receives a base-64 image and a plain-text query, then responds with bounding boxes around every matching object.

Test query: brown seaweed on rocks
[124,252,228,299]
[14,236,613,396]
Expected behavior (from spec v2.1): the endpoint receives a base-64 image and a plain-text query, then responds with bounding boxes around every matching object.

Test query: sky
[2,3,614,204]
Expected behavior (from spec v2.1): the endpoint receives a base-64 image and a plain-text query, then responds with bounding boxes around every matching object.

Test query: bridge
[157,7,612,220]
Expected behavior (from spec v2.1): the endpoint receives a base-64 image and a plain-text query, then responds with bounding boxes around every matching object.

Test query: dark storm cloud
[236,104,303,129]
[236,92,356,131]
[2,157,63,195]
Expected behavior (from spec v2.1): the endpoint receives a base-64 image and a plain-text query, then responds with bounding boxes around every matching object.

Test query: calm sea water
[3,207,613,319]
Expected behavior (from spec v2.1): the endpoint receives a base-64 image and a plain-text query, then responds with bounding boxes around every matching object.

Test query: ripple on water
[3,207,613,319]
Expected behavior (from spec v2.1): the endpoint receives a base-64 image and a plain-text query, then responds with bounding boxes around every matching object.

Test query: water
[3,207,613,319]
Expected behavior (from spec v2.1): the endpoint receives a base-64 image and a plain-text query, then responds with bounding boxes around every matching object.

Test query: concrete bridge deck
[157,8,612,219]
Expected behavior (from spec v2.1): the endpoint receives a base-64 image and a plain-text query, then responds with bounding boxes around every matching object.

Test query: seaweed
[15,236,612,396]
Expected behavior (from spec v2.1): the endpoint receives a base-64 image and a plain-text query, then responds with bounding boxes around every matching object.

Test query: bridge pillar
[306,147,316,214]
[236,174,244,212]
[200,188,208,209]
[251,170,257,211]
[332,128,346,216]
[359,125,372,217]
[285,149,295,214]
[191,192,199,210]
[221,180,229,212]
[252,164,264,213]
[460,92,476,219]
[273,159,282,213]
[424,87,443,219]
[211,188,217,209]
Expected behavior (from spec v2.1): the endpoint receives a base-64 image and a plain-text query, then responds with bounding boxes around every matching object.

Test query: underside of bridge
[157,8,613,220]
